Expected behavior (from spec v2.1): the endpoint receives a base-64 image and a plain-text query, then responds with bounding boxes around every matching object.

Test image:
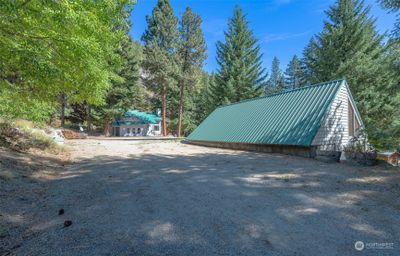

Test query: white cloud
[262,30,311,43]
[264,0,293,12]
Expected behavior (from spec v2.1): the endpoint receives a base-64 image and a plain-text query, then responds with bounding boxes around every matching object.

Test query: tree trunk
[177,82,184,137]
[103,122,110,136]
[60,93,66,127]
[87,104,91,133]
[162,84,168,136]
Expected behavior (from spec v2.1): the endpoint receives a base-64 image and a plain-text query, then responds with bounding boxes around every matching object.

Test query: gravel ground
[3,139,400,255]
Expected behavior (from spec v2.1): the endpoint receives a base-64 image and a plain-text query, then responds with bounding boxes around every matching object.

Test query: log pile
[61,129,87,139]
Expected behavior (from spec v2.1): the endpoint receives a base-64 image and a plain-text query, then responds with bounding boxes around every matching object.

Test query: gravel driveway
[12,139,400,255]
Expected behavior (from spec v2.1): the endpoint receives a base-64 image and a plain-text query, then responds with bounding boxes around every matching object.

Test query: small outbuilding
[187,80,364,158]
[111,109,162,137]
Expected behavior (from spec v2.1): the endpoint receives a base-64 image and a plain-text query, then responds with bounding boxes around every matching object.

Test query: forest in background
[0,0,399,150]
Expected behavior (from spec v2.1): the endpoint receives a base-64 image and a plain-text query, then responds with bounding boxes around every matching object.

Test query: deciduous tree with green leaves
[142,0,179,136]
[0,0,135,122]
[213,6,266,107]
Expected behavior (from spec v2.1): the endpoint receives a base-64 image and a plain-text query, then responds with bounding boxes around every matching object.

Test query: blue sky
[129,0,397,73]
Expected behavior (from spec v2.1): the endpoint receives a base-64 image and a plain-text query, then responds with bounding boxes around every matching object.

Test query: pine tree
[265,57,285,94]
[142,0,179,136]
[303,0,385,87]
[206,73,218,115]
[194,73,215,124]
[302,0,399,149]
[379,0,400,38]
[301,37,319,85]
[213,6,266,107]
[108,39,147,111]
[285,55,305,90]
[176,7,207,137]
[211,70,235,106]
[94,38,146,135]
[378,0,400,149]
[176,72,209,135]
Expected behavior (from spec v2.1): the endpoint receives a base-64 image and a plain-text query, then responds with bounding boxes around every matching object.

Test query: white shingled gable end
[311,81,363,151]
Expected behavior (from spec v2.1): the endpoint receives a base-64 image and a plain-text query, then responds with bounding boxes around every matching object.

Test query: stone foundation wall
[186,140,317,158]
[315,150,341,163]
[343,151,377,166]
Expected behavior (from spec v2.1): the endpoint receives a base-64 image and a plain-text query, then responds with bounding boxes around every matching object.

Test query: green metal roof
[112,109,161,126]
[187,80,345,146]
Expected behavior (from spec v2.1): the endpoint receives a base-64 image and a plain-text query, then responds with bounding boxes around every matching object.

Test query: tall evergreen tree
[176,7,207,137]
[94,38,146,135]
[301,37,319,85]
[379,0,400,38]
[285,55,305,90]
[117,39,147,110]
[303,0,385,86]
[265,57,285,94]
[142,0,179,136]
[194,73,215,124]
[213,6,266,107]
[378,1,400,149]
[176,72,210,135]
[303,0,399,149]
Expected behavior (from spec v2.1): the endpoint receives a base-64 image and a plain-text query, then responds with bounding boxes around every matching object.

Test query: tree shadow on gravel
[0,149,68,256]
[3,148,400,255]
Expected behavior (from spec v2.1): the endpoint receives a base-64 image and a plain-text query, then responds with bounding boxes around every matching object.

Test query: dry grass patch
[0,119,64,154]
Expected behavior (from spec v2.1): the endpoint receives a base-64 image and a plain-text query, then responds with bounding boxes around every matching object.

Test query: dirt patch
[2,139,400,255]
[0,148,69,255]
